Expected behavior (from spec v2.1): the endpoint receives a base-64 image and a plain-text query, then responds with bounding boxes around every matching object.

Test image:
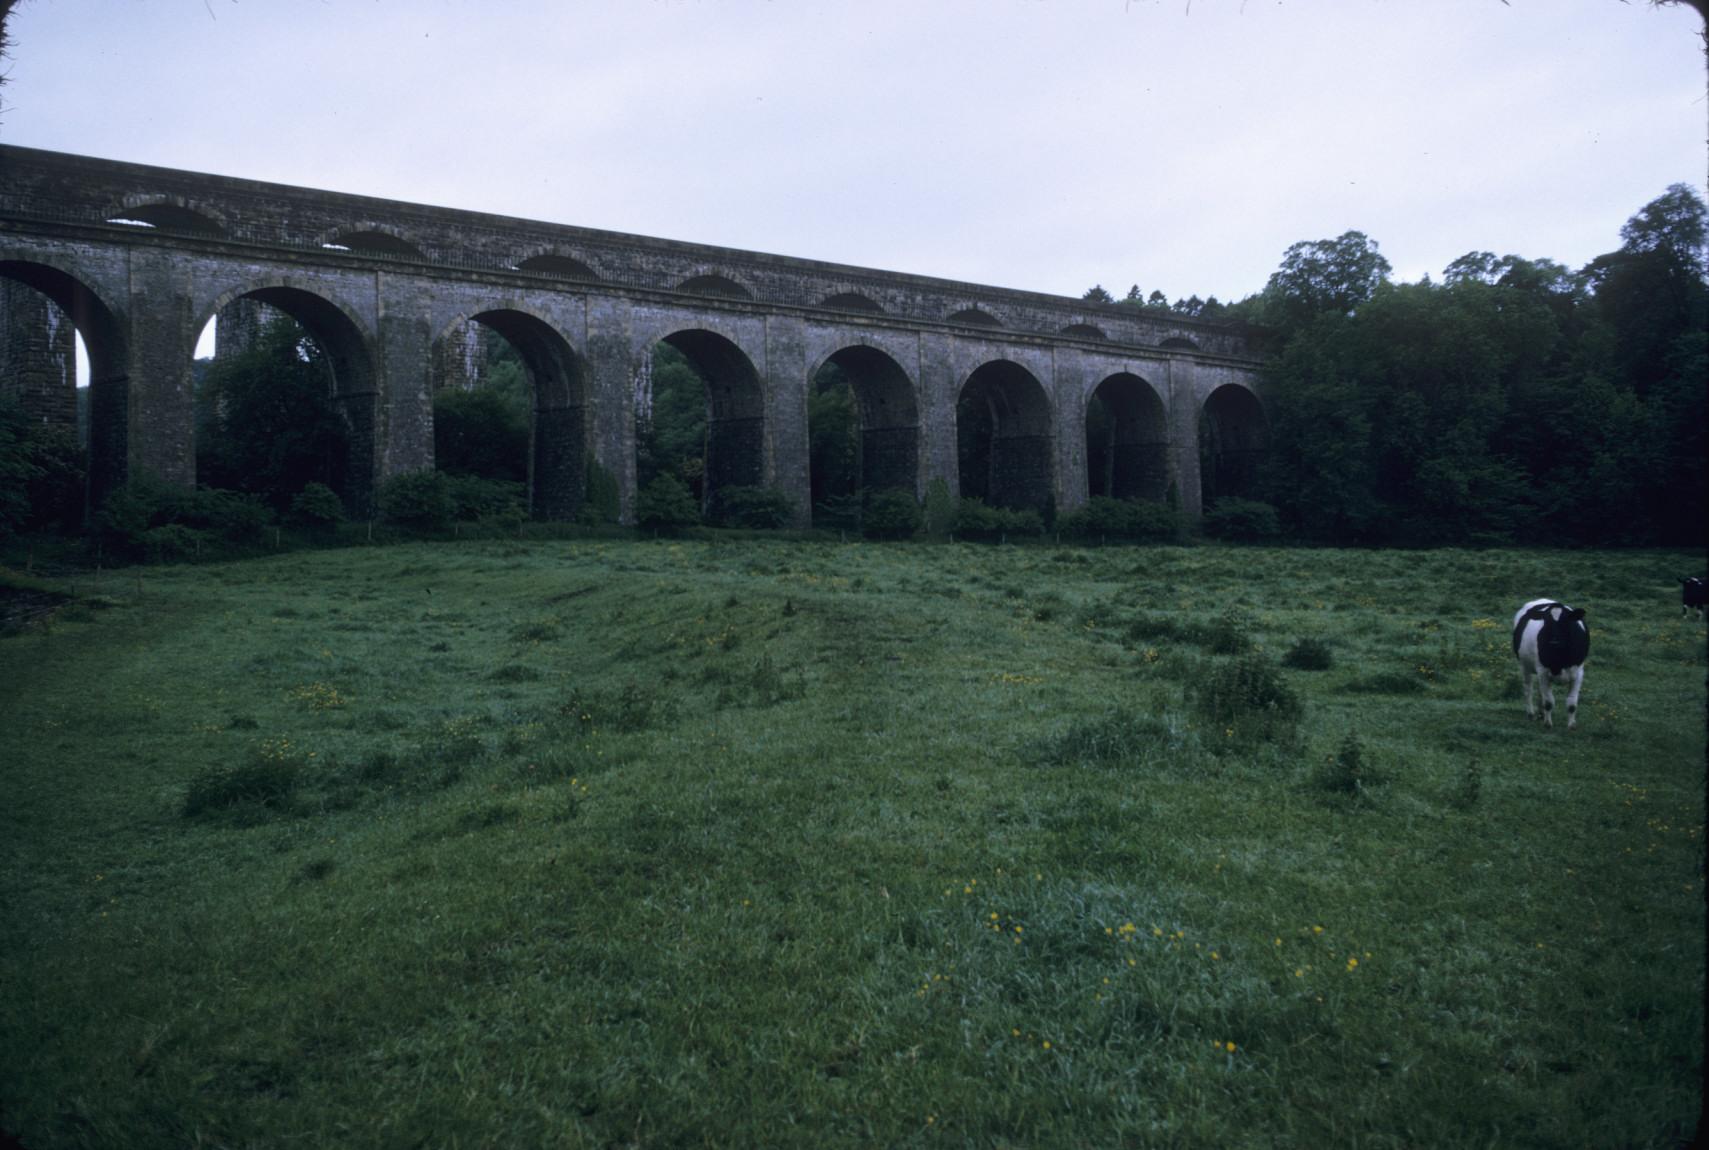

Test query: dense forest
[1,184,1703,550]
[1090,182,1707,547]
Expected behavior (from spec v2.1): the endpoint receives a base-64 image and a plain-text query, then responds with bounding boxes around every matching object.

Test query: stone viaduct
[0,145,1267,525]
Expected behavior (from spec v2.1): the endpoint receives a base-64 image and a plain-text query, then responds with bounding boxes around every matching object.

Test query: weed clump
[183,743,303,817]
[1313,732,1372,795]
[1033,711,1183,769]
[1452,758,1483,810]
[1188,654,1303,749]
[561,681,675,733]
[1282,637,1335,671]
[489,663,541,683]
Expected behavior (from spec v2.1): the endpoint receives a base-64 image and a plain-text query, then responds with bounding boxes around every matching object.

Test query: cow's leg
[1540,675,1556,728]
[1520,664,1538,721]
[1563,667,1584,730]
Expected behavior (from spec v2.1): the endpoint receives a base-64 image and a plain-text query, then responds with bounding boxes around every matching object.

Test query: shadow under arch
[1,258,129,505]
[645,328,765,512]
[432,308,591,521]
[1199,383,1267,504]
[199,284,380,514]
[808,344,921,520]
[957,359,1054,513]
[1086,372,1169,502]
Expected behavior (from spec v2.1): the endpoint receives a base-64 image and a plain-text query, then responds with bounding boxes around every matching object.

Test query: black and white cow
[1512,599,1590,730]
[1681,577,1706,620]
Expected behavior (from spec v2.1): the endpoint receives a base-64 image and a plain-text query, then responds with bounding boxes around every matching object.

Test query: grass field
[1,538,1702,1149]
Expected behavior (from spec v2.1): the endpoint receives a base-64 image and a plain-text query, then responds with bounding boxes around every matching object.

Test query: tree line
[1098,183,1707,547]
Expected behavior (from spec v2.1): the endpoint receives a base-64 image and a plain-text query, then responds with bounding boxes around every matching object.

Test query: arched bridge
[0,145,1267,524]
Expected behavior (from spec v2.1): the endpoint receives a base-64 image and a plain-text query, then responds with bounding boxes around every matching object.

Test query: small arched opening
[516,253,599,281]
[948,307,1002,329]
[104,201,224,236]
[819,292,885,314]
[1199,384,1267,505]
[957,360,1053,513]
[1086,373,1168,503]
[323,229,424,259]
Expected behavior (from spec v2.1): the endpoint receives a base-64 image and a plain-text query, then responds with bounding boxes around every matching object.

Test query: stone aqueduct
[0,145,1267,525]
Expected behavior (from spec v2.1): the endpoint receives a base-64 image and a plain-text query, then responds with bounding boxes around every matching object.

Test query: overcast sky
[3,0,1705,306]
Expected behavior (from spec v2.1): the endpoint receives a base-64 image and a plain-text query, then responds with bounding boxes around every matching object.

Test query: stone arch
[1199,383,1266,504]
[193,283,380,513]
[807,344,921,518]
[819,292,885,314]
[1086,372,1168,502]
[677,273,753,300]
[948,307,1002,329]
[1063,323,1107,340]
[0,258,129,504]
[957,359,1054,512]
[515,251,601,280]
[642,328,766,512]
[104,195,226,236]
[430,307,590,521]
[317,224,425,259]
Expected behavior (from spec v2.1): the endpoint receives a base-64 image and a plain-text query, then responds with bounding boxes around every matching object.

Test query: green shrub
[1196,605,1254,655]
[289,482,346,529]
[94,477,273,558]
[1189,653,1303,748]
[862,488,922,539]
[953,499,1043,541]
[1201,498,1281,542]
[1282,637,1335,671]
[378,470,453,530]
[142,524,208,563]
[637,473,701,534]
[1058,497,1182,543]
[444,474,525,522]
[710,485,793,529]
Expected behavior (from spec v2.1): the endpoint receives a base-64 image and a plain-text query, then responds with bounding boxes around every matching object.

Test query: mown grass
[1,540,1702,1148]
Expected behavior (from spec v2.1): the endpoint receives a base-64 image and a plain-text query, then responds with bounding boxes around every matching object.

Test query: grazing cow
[1512,599,1590,730]
[1681,577,1706,620]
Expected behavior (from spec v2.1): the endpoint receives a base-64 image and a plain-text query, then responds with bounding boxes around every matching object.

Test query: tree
[1618,182,1708,279]
[1262,230,1393,330]
[433,387,526,481]
[197,316,349,511]
[1082,284,1114,304]
[635,343,708,497]
[808,360,857,511]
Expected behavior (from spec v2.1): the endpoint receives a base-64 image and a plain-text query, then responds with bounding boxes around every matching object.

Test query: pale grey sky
[3,0,1705,308]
